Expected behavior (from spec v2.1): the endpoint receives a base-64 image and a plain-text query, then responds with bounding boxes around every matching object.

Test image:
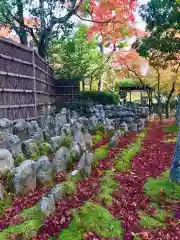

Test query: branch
[51,0,82,26]
[75,13,114,24]
[75,13,126,25]
[167,82,176,103]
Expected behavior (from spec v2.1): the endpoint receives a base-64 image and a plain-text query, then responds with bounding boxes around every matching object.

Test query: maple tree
[82,0,138,91]
[0,0,138,58]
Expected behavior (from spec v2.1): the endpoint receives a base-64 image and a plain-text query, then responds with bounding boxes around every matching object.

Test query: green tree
[133,0,180,117]
[133,0,180,182]
[49,25,103,90]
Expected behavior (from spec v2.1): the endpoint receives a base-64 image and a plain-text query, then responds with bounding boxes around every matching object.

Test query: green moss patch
[115,132,146,172]
[164,124,179,134]
[62,181,76,195]
[0,203,44,240]
[144,173,180,201]
[139,208,166,228]
[92,134,102,144]
[58,202,123,240]
[92,146,108,167]
[66,171,83,184]
[99,175,119,205]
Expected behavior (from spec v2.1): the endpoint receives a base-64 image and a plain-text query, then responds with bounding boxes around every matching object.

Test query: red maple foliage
[84,0,137,45]
[112,49,149,78]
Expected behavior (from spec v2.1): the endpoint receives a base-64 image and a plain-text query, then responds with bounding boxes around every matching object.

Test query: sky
[135,0,149,30]
[24,0,149,30]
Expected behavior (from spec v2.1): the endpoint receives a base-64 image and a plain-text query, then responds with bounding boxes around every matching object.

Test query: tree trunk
[169,96,180,183]
[169,129,180,182]
[16,0,28,45]
[38,28,52,58]
[156,70,162,119]
[19,27,28,45]
[90,68,99,91]
[98,43,104,92]
[165,81,176,118]
[89,79,92,91]
[165,103,170,119]
[82,79,85,91]
[38,43,47,58]
[39,0,46,29]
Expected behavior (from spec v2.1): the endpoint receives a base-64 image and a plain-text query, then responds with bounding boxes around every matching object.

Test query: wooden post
[140,92,143,104]
[32,50,37,117]
[148,89,151,113]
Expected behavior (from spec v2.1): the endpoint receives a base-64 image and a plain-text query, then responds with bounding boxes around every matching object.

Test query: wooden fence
[0,37,80,121]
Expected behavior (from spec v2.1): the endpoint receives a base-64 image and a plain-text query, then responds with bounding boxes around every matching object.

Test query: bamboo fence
[0,37,58,121]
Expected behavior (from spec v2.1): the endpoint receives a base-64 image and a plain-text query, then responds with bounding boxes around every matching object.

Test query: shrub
[80,91,119,105]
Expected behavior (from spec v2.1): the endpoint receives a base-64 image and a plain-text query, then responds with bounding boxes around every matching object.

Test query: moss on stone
[14,155,25,167]
[1,169,14,193]
[58,202,123,240]
[30,149,41,161]
[40,142,50,155]
[62,135,73,149]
